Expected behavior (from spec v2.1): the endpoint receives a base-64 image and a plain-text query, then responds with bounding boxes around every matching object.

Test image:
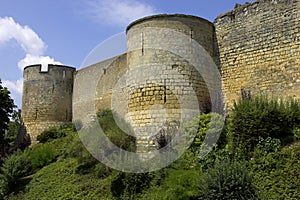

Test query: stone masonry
[215,0,300,109]
[22,65,75,144]
[22,0,300,147]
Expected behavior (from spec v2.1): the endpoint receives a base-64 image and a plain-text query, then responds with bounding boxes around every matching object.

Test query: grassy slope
[4,107,300,199]
[23,158,114,200]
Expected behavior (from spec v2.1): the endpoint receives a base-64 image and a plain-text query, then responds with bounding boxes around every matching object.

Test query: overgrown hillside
[1,97,300,200]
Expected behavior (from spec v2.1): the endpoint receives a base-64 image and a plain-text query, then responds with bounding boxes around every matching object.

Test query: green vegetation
[0,150,31,197]
[0,79,16,153]
[5,109,21,148]
[36,128,66,143]
[198,159,257,200]
[24,158,114,199]
[227,96,299,158]
[234,2,251,9]
[97,109,136,152]
[1,96,300,199]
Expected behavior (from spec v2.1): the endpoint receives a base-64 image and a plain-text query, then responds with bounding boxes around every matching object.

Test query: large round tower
[22,64,75,144]
[125,14,219,153]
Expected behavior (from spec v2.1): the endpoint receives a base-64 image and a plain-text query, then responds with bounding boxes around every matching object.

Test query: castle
[21,0,300,148]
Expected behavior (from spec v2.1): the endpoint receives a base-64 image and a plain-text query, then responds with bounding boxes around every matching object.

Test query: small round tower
[125,14,218,153]
[22,64,75,144]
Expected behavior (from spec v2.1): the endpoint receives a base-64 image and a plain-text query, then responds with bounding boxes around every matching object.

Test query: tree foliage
[5,109,21,147]
[0,79,15,146]
[0,150,31,197]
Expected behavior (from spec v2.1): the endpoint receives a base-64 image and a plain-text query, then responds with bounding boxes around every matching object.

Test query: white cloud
[0,16,62,71]
[2,78,23,94]
[18,54,62,71]
[0,16,62,107]
[2,78,23,106]
[85,0,156,27]
[0,17,45,55]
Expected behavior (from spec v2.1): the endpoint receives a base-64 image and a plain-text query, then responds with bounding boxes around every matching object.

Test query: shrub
[111,172,154,199]
[30,143,57,170]
[198,159,258,200]
[169,113,226,172]
[0,150,31,197]
[184,112,225,155]
[139,169,202,200]
[227,96,299,157]
[67,109,136,175]
[293,127,300,140]
[257,136,281,153]
[37,128,66,143]
[1,150,32,183]
[251,147,300,199]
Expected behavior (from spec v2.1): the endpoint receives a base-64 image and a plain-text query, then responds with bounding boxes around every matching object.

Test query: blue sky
[0,0,251,108]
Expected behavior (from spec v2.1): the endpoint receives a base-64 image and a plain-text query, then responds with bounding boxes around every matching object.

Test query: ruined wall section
[214,0,300,109]
[22,64,75,143]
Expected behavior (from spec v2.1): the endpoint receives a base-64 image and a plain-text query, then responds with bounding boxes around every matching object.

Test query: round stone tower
[22,64,75,144]
[125,14,218,153]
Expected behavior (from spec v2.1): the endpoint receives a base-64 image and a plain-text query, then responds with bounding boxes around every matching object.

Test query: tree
[0,79,15,148]
[6,109,21,147]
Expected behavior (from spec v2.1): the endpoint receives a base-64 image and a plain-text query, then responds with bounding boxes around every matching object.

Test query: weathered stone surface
[214,0,300,109]
[22,64,75,144]
[126,15,215,152]
[22,1,300,147]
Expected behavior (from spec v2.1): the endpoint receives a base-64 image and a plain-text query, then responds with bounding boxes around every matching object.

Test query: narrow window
[141,32,144,56]
[164,79,167,104]
[230,14,235,21]
[35,108,38,120]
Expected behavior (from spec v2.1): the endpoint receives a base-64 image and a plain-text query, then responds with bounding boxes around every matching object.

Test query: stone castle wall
[126,15,218,152]
[22,0,300,145]
[22,64,75,143]
[73,56,118,124]
[95,54,128,112]
[214,0,300,109]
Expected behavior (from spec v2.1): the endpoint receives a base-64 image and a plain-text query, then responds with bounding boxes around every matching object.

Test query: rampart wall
[214,0,300,109]
[22,0,300,145]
